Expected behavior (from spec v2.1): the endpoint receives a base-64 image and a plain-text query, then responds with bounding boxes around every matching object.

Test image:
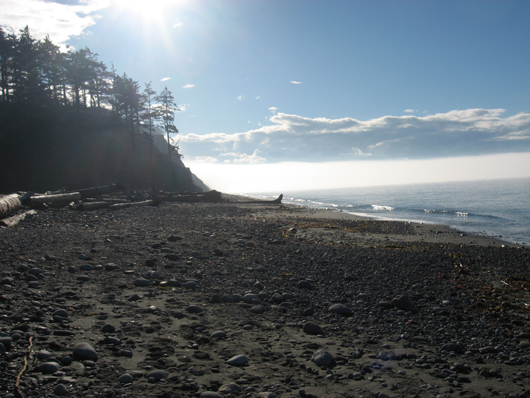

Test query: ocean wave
[372,205,395,211]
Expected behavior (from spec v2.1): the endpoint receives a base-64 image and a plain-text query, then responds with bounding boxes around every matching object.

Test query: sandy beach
[1,200,529,398]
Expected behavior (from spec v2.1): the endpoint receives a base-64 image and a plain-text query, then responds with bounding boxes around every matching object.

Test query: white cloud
[255,96,261,100]
[0,0,110,45]
[237,95,243,101]
[173,23,183,28]
[161,77,171,82]
[290,81,302,84]
[179,109,530,163]
[182,84,195,89]
[268,107,278,115]
[193,156,218,163]
[220,149,266,164]
[404,109,418,113]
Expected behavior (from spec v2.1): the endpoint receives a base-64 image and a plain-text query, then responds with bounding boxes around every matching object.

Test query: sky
[1,0,530,192]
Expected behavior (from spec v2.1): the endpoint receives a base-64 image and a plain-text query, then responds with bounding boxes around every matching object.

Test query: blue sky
[2,0,529,191]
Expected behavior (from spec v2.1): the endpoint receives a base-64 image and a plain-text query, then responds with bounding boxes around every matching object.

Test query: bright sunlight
[113,0,187,22]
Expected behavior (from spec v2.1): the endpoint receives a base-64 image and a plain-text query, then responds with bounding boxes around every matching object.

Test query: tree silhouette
[155,86,180,162]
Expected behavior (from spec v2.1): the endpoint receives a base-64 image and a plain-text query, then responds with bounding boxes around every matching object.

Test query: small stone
[328,303,353,316]
[211,331,226,340]
[218,383,242,395]
[73,342,98,361]
[186,305,204,314]
[227,354,248,366]
[519,341,530,348]
[101,324,116,333]
[53,384,69,396]
[145,369,168,381]
[200,393,224,398]
[118,373,134,384]
[303,322,324,336]
[250,305,264,314]
[134,278,151,287]
[311,349,336,367]
[36,362,61,374]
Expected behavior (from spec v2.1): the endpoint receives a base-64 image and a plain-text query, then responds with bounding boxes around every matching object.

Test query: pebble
[227,355,248,366]
[303,322,324,335]
[118,373,134,384]
[36,361,61,374]
[328,303,353,316]
[146,369,169,381]
[134,278,151,287]
[311,349,336,367]
[73,342,98,361]
[53,384,69,396]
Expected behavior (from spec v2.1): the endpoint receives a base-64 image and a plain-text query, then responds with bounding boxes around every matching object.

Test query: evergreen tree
[155,86,180,162]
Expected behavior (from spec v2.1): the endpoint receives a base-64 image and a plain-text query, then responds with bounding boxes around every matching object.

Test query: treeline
[0,26,197,193]
[0,26,178,139]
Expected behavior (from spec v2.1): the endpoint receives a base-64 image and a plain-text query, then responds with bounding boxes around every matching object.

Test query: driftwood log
[30,192,81,204]
[77,183,126,199]
[0,194,22,219]
[161,190,223,203]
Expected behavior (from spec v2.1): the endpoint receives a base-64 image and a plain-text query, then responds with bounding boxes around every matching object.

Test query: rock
[328,304,353,316]
[73,342,98,361]
[36,362,61,374]
[118,373,134,384]
[53,384,69,396]
[258,393,278,398]
[101,324,116,333]
[145,270,160,279]
[218,384,242,395]
[227,355,248,366]
[211,331,226,340]
[377,352,389,361]
[311,349,336,367]
[53,309,69,318]
[186,305,204,314]
[105,263,120,271]
[243,293,259,303]
[36,350,53,359]
[0,336,13,350]
[146,369,169,381]
[391,295,415,311]
[303,322,324,335]
[200,393,225,398]
[519,341,530,348]
[134,278,151,287]
[79,264,93,271]
[250,305,264,314]
[297,280,312,289]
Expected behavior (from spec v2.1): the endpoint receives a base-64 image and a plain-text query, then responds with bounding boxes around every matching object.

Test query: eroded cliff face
[150,131,209,192]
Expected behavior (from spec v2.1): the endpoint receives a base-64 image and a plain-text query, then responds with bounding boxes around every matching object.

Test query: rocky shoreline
[1,201,529,398]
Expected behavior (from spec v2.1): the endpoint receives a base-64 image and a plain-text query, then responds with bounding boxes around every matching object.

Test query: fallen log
[161,190,223,203]
[0,210,37,227]
[110,200,158,209]
[77,183,127,199]
[0,194,22,219]
[78,201,113,211]
[30,192,81,204]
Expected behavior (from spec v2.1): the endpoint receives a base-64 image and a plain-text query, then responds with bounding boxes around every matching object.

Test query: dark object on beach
[160,190,223,203]
[235,194,283,204]
[0,194,22,218]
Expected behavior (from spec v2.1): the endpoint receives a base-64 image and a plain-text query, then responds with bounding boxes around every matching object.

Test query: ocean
[248,178,530,246]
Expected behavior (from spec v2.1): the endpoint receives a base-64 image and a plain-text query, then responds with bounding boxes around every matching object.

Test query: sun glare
[114,0,186,22]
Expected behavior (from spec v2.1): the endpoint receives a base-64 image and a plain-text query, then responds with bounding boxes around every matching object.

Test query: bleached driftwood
[110,200,158,209]
[0,210,37,227]
[0,194,22,219]
[161,190,223,203]
[79,201,113,211]
[29,192,81,204]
